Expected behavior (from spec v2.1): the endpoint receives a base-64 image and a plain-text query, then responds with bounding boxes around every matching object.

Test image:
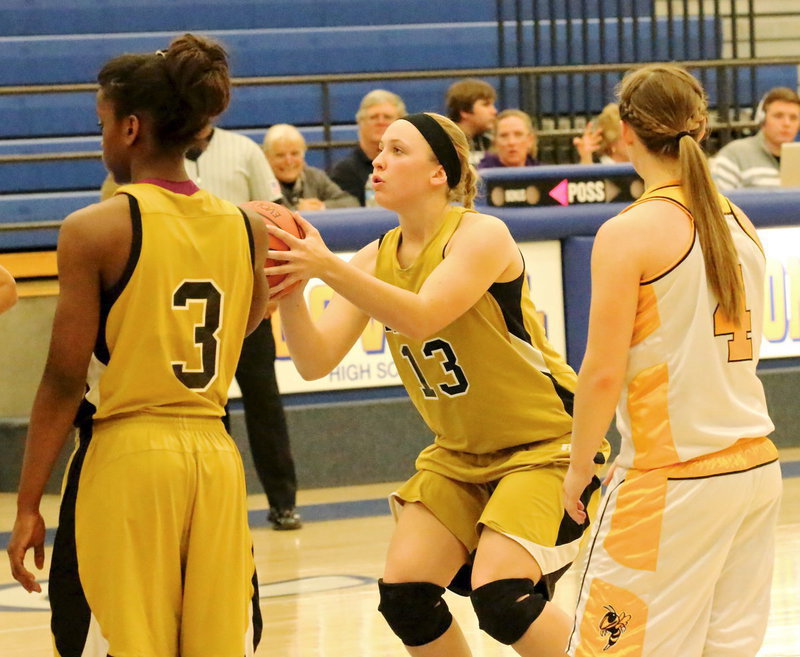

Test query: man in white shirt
[187,127,303,530]
[711,87,800,190]
[185,127,281,203]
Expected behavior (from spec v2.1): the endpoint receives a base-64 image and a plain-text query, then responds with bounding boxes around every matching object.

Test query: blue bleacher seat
[0,18,718,86]
[0,0,651,37]
[0,125,359,194]
[0,190,99,223]
[0,3,786,251]
[0,17,728,142]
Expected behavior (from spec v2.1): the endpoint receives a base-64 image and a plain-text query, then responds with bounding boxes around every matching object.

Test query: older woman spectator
[264,124,359,211]
[477,109,539,169]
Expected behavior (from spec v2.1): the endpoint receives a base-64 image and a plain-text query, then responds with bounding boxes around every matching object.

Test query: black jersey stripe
[239,207,256,268]
[94,193,143,364]
[488,261,575,415]
[488,269,531,345]
[544,371,575,416]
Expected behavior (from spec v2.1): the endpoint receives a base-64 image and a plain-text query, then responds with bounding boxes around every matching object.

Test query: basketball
[240,200,305,290]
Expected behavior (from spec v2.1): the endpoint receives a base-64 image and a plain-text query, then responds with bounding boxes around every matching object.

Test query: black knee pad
[470,578,547,645]
[377,579,453,646]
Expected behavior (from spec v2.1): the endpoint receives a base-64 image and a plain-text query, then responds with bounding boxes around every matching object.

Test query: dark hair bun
[97,32,231,152]
[163,34,230,122]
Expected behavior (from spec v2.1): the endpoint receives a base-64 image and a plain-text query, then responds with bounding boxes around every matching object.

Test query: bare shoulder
[461,209,511,232]
[597,199,693,278]
[60,195,131,243]
[601,199,688,243]
[455,209,514,246]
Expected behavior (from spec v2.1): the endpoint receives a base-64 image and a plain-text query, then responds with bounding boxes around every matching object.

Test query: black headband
[402,113,461,188]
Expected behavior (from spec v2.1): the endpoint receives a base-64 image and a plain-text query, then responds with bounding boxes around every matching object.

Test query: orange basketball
[241,200,305,290]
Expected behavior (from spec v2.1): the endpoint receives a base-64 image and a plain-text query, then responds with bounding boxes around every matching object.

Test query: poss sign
[487,175,644,207]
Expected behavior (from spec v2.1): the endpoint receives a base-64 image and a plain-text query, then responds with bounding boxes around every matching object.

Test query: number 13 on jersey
[399,338,470,399]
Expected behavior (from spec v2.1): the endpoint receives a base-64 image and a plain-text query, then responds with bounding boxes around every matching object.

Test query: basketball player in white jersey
[562,64,782,657]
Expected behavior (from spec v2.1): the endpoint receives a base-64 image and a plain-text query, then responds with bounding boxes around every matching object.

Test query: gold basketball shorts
[389,439,604,597]
[49,415,261,657]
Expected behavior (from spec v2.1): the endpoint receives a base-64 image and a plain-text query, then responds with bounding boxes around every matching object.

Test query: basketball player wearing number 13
[563,64,782,657]
[6,35,269,657]
[268,112,609,657]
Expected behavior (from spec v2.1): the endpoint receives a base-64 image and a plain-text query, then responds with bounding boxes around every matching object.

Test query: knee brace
[470,578,547,645]
[377,579,453,646]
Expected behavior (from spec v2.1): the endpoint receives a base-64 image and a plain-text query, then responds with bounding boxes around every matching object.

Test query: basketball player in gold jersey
[7,34,269,657]
[267,112,608,657]
[563,65,781,656]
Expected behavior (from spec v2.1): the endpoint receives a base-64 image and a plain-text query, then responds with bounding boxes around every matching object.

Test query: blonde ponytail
[618,64,743,323]
[678,135,743,323]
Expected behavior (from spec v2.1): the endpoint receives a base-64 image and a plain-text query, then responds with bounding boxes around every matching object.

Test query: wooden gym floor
[1,450,798,657]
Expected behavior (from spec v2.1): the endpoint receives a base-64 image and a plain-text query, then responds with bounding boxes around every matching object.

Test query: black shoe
[268,507,302,531]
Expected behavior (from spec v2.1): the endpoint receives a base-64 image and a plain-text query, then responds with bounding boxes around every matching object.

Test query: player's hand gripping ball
[241,200,305,297]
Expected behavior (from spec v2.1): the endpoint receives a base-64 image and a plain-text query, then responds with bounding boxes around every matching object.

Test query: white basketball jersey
[614,184,774,470]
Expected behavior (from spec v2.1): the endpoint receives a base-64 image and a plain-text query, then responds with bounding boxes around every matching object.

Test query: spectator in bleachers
[330,89,406,206]
[477,109,539,169]
[711,87,800,190]
[445,78,498,166]
[573,103,630,164]
[0,264,17,314]
[264,124,358,211]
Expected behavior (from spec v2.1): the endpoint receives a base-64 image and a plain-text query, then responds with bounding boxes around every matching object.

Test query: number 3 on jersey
[400,338,469,398]
[171,280,223,391]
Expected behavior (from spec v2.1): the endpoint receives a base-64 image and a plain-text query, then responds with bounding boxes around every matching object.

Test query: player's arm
[269,212,519,341]
[563,214,642,524]
[276,243,374,380]
[243,210,270,335]
[0,264,17,314]
[8,209,103,592]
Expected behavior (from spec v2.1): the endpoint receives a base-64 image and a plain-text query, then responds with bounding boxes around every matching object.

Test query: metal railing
[1,56,798,176]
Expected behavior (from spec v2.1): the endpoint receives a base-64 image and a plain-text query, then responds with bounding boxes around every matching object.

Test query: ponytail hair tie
[676,130,692,142]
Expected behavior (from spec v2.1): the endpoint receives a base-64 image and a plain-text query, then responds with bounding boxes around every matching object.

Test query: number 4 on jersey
[713,267,753,362]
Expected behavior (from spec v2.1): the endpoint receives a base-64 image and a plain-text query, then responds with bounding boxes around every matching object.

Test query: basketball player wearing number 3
[563,64,782,657]
[7,34,269,657]
[267,111,609,657]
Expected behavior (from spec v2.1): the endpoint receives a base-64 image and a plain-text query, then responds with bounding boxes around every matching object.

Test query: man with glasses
[330,89,407,206]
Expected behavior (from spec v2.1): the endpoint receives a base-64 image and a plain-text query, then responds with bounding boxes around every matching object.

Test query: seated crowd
[93,79,800,209]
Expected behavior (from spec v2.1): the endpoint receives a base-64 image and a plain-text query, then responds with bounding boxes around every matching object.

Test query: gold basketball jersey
[615,183,774,470]
[375,205,576,454]
[79,182,255,425]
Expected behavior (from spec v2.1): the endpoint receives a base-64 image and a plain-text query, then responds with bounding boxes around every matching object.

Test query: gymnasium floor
[1,451,798,657]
